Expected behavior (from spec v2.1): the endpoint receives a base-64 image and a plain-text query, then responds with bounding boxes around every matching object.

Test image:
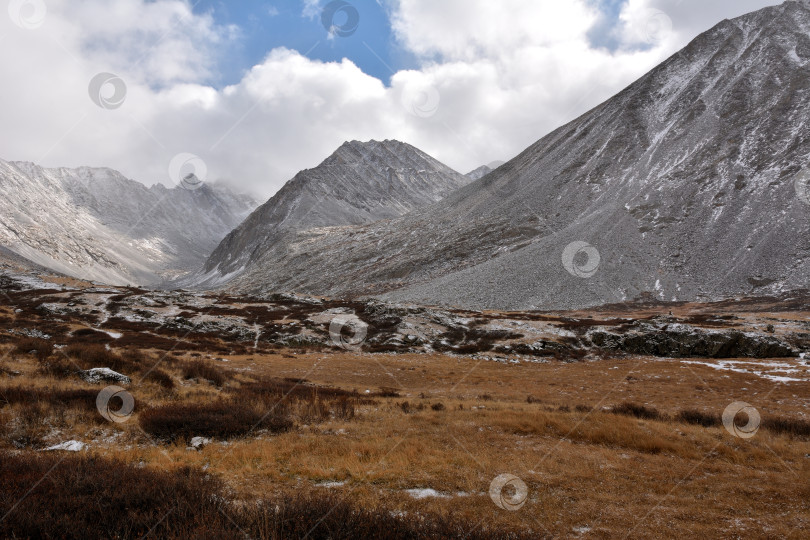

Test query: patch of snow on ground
[681,359,805,383]
[315,481,346,488]
[405,488,449,499]
[45,440,86,452]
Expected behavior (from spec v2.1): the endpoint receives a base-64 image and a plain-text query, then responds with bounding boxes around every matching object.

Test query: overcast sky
[0,0,781,199]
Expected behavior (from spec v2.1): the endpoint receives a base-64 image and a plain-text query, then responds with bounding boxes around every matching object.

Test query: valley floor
[0,270,808,538]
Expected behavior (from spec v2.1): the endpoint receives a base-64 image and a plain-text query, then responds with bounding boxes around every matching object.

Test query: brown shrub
[676,409,720,427]
[333,398,356,420]
[0,385,97,410]
[0,453,536,539]
[761,416,810,438]
[37,356,77,379]
[139,400,292,443]
[431,402,445,411]
[64,343,137,373]
[240,491,537,540]
[143,367,175,389]
[611,402,666,421]
[237,377,371,403]
[69,328,113,344]
[0,452,233,538]
[13,337,53,361]
[181,360,227,386]
[376,386,401,398]
[3,402,51,447]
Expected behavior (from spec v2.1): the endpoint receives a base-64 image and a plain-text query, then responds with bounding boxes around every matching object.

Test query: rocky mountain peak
[194,139,471,285]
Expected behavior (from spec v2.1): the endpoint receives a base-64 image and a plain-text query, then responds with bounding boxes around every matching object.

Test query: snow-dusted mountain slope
[194,139,471,286]
[215,0,810,310]
[0,159,257,285]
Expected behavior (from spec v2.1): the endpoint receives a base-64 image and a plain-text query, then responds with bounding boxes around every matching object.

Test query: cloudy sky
[1,0,781,198]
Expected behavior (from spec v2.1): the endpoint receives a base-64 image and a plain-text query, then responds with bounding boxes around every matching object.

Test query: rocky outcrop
[588,324,796,359]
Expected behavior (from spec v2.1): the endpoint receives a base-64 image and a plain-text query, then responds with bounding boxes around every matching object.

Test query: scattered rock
[80,368,131,384]
[189,436,212,450]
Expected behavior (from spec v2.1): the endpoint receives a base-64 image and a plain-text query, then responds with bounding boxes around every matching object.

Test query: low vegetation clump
[13,337,53,361]
[675,408,720,427]
[761,415,810,438]
[0,385,97,409]
[610,402,666,421]
[139,400,293,443]
[181,359,227,386]
[142,366,175,389]
[0,453,536,540]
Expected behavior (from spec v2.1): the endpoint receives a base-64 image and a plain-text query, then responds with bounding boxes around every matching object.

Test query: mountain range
[195,0,810,309]
[0,159,257,285]
[2,1,809,310]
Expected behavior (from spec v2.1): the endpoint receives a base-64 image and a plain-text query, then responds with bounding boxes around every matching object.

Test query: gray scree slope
[219,1,810,310]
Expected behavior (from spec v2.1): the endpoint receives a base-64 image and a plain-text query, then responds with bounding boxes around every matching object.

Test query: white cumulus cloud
[0,0,781,199]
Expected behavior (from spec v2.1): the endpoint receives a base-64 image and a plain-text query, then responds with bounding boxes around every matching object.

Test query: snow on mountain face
[196,139,471,285]
[0,159,257,285]
[218,1,810,310]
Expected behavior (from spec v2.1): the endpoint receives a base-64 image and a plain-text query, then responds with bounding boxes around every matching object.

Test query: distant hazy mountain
[193,139,471,287]
[0,159,257,285]
[215,0,810,310]
[465,161,506,181]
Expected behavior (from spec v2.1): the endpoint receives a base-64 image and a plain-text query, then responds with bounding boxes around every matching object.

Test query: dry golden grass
[2,335,809,538]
